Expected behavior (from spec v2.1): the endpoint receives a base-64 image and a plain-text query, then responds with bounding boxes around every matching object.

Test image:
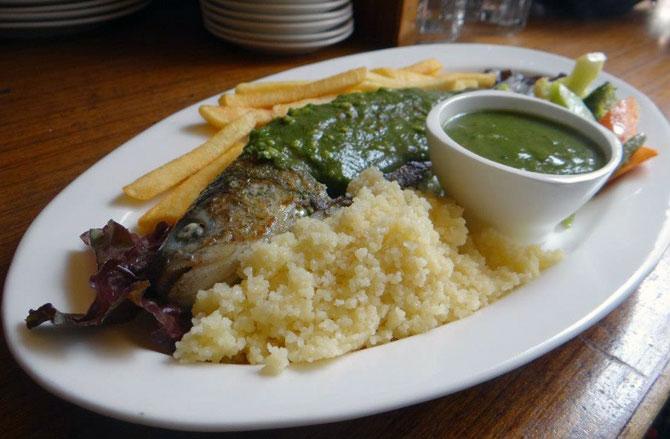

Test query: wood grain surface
[1,1,669,438]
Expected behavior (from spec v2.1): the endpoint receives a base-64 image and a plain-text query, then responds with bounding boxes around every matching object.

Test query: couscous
[174,168,561,373]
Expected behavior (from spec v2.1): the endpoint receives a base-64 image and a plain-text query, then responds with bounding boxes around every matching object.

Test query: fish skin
[151,154,434,309]
[384,161,432,188]
[151,155,333,308]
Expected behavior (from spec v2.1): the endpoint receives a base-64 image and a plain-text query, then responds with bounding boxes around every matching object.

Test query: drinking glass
[416,0,467,43]
[464,0,533,34]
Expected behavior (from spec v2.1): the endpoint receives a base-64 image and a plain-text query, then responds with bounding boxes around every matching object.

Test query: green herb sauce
[245,88,449,194]
[444,110,606,175]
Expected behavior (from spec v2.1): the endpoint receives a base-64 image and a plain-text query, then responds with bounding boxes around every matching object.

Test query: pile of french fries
[123,59,496,232]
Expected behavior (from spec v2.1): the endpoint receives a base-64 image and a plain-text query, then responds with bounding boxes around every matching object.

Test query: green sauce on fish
[245,88,450,194]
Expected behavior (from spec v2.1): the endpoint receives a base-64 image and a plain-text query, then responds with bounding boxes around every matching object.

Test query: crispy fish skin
[152,155,332,308]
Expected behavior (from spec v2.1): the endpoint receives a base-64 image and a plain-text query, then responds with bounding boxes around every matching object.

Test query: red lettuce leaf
[26,220,190,352]
[135,297,191,351]
[25,300,139,329]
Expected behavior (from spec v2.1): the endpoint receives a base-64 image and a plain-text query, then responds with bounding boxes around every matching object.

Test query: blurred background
[1,0,668,51]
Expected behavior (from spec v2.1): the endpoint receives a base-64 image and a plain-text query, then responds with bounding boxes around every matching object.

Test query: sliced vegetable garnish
[561,214,576,228]
[610,146,658,181]
[489,69,543,95]
[558,52,607,98]
[549,83,596,120]
[599,97,640,143]
[26,221,189,352]
[621,133,647,164]
[534,77,551,99]
[584,82,618,120]
[534,52,606,102]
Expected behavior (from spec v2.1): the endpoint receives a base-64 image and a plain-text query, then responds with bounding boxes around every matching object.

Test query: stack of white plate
[0,0,151,37]
[201,0,354,54]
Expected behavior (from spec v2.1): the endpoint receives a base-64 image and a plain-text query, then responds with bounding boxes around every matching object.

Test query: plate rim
[0,0,131,14]
[0,0,145,21]
[0,0,148,28]
[202,7,350,34]
[3,43,670,432]
[203,16,353,49]
[203,17,353,42]
[211,0,349,14]
[200,0,352,23]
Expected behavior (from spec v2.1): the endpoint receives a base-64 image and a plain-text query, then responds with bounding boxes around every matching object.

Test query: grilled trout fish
[153,88,447,308]
[152,155,334,308]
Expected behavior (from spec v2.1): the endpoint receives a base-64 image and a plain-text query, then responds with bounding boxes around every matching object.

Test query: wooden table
[1,1,669,437]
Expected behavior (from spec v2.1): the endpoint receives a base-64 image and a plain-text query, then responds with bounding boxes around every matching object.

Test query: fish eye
[176,222,205,241]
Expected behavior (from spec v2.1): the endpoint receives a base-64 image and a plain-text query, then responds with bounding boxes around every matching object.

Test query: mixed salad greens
[26,221,188,351]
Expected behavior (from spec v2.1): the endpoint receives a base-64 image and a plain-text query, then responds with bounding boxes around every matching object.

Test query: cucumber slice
[559,52,606,98]
[533,77,551,99]
[584,82,618,120]
[549,83,596,120]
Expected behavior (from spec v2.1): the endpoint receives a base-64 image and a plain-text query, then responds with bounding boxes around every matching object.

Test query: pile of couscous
[174,168,561,373]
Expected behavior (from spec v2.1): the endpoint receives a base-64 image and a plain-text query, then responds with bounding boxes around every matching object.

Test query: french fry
[363,71,454,91]
[419,78,457,91]
[364,70,492,92]
[370,67,393,77]
[363,71,421,89]
[347,81,382,93]
[439,72,496,88]
[451,79,480,91]
[138,141,246,232]
[252,109,276,127]
[401,58,443,76]
[371,68,436,83]
[199,105,251,126]
[234,80,309,95]
[199,106,274,129]
[123,112,257,200]
[220,67,367,108]
[420,73,496,92]
[272,95,337,117]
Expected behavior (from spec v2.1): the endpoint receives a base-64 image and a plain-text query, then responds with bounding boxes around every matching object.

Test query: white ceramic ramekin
[426,90,622,243]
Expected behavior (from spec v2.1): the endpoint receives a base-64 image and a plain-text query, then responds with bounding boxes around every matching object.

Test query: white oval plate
[212,0,348,14]
[201,0,352,23]
[3,45,670,432]
[202,7,350,34]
